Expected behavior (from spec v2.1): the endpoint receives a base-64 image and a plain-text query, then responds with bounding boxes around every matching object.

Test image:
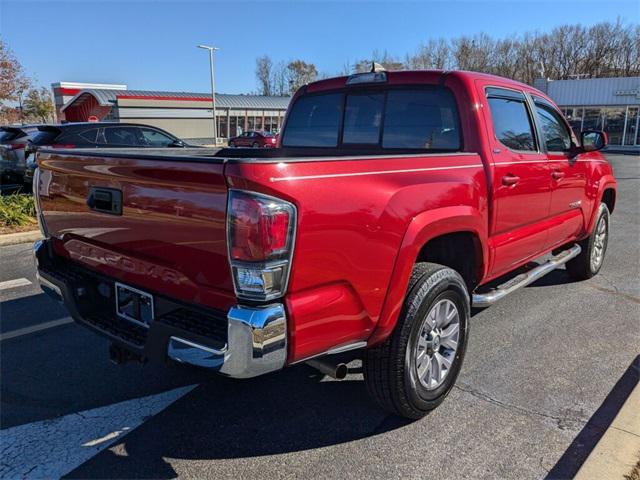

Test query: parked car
[0,125,39,186]
[33,70,616,419]
[228,130,278,148]
[23,122,189,186]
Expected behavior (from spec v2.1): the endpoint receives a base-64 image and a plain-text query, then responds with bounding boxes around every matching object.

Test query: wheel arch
[368,206,488,346]
[602,187,616,214]
[586,178,617,234]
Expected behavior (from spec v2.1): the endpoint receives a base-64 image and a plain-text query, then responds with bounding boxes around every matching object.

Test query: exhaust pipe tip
[306,358,349,380]
[334,362,348,380]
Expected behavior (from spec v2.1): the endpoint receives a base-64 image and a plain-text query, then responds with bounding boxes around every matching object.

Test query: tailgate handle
[87,187,122,215]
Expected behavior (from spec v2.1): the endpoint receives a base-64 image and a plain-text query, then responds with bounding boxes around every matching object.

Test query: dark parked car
[0,125,39,186]
[24,122,188,186]
[228,130,278,148]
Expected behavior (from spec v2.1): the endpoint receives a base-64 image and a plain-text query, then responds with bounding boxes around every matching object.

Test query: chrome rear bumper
[167,304,287,378]
[33,240,288,379]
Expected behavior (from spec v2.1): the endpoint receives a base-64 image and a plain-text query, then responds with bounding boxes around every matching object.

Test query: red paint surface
[54,87,82,96]
[116,95,211,102]
[38,70,617,363]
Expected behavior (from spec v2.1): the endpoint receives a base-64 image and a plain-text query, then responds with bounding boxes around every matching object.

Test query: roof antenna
[371,62,386,73]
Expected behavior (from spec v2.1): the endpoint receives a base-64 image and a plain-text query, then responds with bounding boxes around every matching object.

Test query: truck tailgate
[37,151,235,310]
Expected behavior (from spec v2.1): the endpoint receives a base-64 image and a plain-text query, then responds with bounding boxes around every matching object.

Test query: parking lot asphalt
[1,154,638,479]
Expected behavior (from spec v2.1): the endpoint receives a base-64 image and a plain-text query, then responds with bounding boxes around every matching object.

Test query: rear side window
[383,89,460,149]
[103,127,141,146]
[281,93,343,147]
[487,90,536,152]
[79,128,99,143]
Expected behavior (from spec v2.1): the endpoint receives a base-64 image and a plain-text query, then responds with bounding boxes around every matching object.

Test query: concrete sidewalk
[575,382,640,480]
[0,230,42,247]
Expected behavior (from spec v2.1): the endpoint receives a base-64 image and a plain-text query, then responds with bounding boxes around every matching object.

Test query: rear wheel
[252,142,259,148]
[566,202,610,280]
[363,263,470,419]
[229,141,236,148]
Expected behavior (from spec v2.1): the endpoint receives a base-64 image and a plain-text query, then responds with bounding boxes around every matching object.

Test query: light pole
[17,89,24,124]
[197,44,220,144]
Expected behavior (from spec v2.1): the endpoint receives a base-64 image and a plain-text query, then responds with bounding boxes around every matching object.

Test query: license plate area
[115,282,154,327]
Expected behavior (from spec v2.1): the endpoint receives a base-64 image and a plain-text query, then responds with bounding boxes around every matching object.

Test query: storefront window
[582,109,603,131]
[603,108,625,145]
[255,117,263,131]
[229,117,238,137]
[624,107,639,146]
[218,115,228,139]
[247,116,256,131]
[564,108,583,135]
[264,115,277,132]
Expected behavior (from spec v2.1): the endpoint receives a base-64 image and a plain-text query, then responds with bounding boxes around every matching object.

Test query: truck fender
[586,176,617,235]
[368,205,488,346]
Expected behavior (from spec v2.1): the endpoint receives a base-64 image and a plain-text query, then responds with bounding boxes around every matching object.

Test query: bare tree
[354,50,403,73]
[287,60,318,94]
[255,55,273,96]
[255,20,640,93]
[271,61,289,96]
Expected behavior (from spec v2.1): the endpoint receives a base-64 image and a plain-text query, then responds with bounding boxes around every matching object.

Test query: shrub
[0,194,36,227]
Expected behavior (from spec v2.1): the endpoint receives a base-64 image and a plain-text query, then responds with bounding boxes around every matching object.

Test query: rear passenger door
[532,96,588,248]
[483,86,552,277]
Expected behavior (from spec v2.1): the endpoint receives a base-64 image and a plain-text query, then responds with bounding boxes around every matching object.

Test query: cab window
[534,101,572,152]
[486,88,537,152]
[139,128,175,147]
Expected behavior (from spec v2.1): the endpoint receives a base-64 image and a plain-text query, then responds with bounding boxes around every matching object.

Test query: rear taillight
[227,190,296,301]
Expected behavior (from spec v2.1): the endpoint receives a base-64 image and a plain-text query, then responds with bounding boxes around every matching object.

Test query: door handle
[551,170,565,180]
[502,174,520,186]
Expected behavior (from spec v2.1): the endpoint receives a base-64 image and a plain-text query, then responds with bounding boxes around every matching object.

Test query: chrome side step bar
[472,244,582,308]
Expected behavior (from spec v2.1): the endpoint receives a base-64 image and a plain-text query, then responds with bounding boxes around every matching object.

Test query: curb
[0,230,43,247]
[575,380,640,480]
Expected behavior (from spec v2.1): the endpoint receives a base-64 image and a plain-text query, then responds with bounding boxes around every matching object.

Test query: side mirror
[580,130,607,152]
[170,139,185,148]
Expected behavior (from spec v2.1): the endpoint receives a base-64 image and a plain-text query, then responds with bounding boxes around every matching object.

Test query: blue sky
[1,0,637,94]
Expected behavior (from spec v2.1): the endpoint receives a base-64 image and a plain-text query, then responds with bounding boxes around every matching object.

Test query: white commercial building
[534,76,640,149]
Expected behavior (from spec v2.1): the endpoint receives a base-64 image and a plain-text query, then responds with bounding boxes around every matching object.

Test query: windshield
[0,131,16,142]
[30,130,60,145]
[281,87,461,150]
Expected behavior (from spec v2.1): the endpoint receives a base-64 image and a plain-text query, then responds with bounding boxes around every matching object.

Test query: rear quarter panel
[225,152,488,362]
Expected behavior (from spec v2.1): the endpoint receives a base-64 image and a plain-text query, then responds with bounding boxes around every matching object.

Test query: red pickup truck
[33,70,616,419]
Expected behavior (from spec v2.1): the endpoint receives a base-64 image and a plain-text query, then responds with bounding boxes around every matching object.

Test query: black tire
[566,203,610,281]
[363,262,470,419]
[229,141,235,148]
[252,142,259,148]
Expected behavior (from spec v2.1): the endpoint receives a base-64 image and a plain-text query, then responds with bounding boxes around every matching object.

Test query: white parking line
[0,317,74,341]
[0,278,32,290]
[0,385,197,479]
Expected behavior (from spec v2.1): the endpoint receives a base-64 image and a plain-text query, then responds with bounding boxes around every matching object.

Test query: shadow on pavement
[65,364,411,479]
[0,324,208,428]
[0,292,68,334]
[546,354,640,479]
